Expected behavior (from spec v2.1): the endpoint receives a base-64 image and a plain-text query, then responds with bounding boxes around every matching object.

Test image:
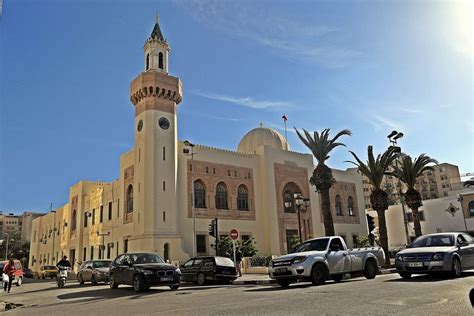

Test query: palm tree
[346,145,399,266]
[295,128,352,236]
[391,154,438,238]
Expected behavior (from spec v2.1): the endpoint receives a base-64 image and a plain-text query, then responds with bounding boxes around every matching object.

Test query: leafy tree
[346,145,399,266]
[212,236,258,258]
[383,182,398,206]
[354,235,380,248]
[391,154,438,237]
[295,128,352,236]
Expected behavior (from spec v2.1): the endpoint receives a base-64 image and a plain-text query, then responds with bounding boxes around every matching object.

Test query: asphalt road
[2,272,474,315]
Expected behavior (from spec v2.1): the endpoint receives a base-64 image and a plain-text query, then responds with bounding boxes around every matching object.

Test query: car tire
[277,279,291,288]
[91,275,98,286]
[332,274,344,283]
[133,275,146,293]
[109,274,119,289]
[78,274,84,285]
[16,277,22,286]
[398,272,412,279]
[310,263,327,286]
[169,284,180,290]
[451,258,462,278]
[197,273,206,286]
[363,259,378,279]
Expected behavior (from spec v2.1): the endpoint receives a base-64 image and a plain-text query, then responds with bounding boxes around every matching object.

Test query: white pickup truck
[269,236,385,287]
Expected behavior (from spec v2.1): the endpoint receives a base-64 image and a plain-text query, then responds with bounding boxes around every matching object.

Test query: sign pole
[232,239,236,267]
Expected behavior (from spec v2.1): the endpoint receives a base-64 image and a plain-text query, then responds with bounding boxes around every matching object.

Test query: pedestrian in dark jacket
[3,259,16,293]
[235,247,243,277]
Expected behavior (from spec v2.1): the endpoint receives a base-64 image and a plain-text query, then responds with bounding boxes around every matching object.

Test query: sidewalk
[233,274,276,285]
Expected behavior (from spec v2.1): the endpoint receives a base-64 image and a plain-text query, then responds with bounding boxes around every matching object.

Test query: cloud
[192,90,294,110]
[174,1,360,68]
[369,114,405,132]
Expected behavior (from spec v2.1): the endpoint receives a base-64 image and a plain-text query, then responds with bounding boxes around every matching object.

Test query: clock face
[137,119,143,132]
[158,117,170,130]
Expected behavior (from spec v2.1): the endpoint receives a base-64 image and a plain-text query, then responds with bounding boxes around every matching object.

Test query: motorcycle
[57,267,69,288]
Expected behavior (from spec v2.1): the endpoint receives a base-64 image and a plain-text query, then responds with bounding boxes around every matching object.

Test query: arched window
[146,53,150,70]
[469,201,474,216]
[71,209,77,231]
[126,184,134,213]
[237,185,249,211]
[282,182,301,213]
[215,182,228,210]
[335,195,342,216]
[347,196,354,216]
[158,52,164,69]
[163,243,170,261]
[194,180,206,208]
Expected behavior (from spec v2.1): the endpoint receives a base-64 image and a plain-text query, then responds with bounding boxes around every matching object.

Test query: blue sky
[0,0,472,213]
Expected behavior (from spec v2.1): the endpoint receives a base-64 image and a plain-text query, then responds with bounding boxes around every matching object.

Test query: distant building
[0,212,43,241]
[362,162,461,210]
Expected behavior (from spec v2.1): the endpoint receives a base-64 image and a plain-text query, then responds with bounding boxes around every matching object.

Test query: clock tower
[128,17,185,257]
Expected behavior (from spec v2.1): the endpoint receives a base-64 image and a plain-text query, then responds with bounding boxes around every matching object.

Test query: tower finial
[155,13,159,24]
[259,122,264,127]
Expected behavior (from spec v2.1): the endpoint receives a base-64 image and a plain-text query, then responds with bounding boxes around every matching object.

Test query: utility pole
[97,232,110,259]
[184,141,197,257]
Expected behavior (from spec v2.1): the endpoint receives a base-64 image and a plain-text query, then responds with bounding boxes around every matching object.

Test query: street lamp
[285,193,310,243]
[183,140,197,257]
[50,210,57,264]
[97,231,111,259]
[387,130,410,244]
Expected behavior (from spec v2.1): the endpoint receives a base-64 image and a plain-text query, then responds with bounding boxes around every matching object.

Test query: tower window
[126,185,134,213]
[146,53,150,70]
[163,146,166,161]
[163,181,166,191]
[159,52,164,69]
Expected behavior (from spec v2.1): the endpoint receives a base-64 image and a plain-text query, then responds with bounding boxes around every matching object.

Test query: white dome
[237,123,290,154]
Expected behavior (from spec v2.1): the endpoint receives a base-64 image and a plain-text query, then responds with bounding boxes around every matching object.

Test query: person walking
[3,259,16,293]
[235,247,243,277]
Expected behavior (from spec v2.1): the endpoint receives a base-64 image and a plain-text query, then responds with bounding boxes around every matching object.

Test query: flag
[282,114,288,122]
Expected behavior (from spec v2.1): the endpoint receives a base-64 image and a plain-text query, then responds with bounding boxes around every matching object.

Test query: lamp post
[183,140,197,257]
[51,209,57,264]
[284,193,310,243]
[97,231,111,259]
[387,130,410,244]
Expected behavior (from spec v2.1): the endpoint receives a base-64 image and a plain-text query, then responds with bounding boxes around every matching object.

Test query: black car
[23,268,34,279]
[109,253,181,292]
[180,256,237,285]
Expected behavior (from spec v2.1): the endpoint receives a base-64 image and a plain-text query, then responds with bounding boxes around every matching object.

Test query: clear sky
[0,0,472,213]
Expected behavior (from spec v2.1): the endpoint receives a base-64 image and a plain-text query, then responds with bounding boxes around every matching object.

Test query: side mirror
[459,241,469,247]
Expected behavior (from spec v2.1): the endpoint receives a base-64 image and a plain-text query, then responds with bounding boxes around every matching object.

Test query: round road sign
[230,229,239,240]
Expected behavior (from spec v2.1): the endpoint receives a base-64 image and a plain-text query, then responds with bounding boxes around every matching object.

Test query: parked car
[36,265,58,279]
[23,268,34,279]
[180,256,237,285]
[268,236,385,287]
[0,259,24,286]
[109,253,181,292]
[395,232,474,279]
[77,260,112,285]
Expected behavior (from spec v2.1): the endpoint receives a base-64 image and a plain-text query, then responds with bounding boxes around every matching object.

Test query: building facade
[0,212,43,242]
[29,20,369,272]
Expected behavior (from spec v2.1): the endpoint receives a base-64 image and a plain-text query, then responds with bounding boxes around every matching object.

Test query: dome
[237,123,290,154]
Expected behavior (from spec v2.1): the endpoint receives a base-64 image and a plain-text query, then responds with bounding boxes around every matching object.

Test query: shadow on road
[17,283,85,295]
[244,279,365,292]
[384,271,474,283]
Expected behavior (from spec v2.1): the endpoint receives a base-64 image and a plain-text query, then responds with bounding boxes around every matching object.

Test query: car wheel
[310,263,327,286]
[109,274,119,289]
[169,284,180,290]
[452,258,462,278]
[277,279,291,287]
[363,259,378,279]
[42,275,45,280]
[332,274,344,283]
[16,277,22,286]
[398,272,412,279]
[91,275,98,286]
[133,275,146,293]
[78,274,84,285]
[197,273,206,286]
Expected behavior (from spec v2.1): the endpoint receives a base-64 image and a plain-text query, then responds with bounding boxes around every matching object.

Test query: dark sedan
[109,253,181,292]
[395,232,474,278]
[180,256,237,285]
[77,260,112,285]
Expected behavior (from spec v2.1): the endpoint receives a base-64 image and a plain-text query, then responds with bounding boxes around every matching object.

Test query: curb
[379,268,397,275]
[233,279,276,285]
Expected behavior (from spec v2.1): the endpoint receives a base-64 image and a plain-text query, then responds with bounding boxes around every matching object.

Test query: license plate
[275,268,287,273]
[408,262,423,267]
[222,271,230,275]
[160,277,173,282]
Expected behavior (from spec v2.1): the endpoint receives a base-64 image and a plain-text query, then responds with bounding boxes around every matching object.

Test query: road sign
[230,229,239,240]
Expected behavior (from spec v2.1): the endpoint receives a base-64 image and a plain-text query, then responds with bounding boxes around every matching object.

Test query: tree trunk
[321,188,335,236]
[376,209,391,267]
[412,207,422,237]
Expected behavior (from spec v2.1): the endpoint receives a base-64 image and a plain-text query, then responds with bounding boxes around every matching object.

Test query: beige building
[29,19,369,273]
[362,163,461,210]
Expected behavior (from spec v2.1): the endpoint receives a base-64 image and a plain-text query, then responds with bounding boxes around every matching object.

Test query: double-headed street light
[387,130,410,244]
[97,231,110,259]
[183,140,197,257]
[285,193,310,243]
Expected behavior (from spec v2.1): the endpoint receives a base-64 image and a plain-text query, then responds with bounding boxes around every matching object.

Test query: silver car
[77,260,112,285]
[395,232,474,279]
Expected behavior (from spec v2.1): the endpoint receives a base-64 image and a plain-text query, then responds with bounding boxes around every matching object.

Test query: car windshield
[134,254,164,264]
[215,257,234,267]
[93,261,111,268]
[293,238,329,253]
[410,235,454,248]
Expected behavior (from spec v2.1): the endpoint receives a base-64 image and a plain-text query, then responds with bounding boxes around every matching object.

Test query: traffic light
[366,214,375,233]
[208,219,217,237]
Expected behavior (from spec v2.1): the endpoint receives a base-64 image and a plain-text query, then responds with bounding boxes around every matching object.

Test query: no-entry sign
[230,229,239,240]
